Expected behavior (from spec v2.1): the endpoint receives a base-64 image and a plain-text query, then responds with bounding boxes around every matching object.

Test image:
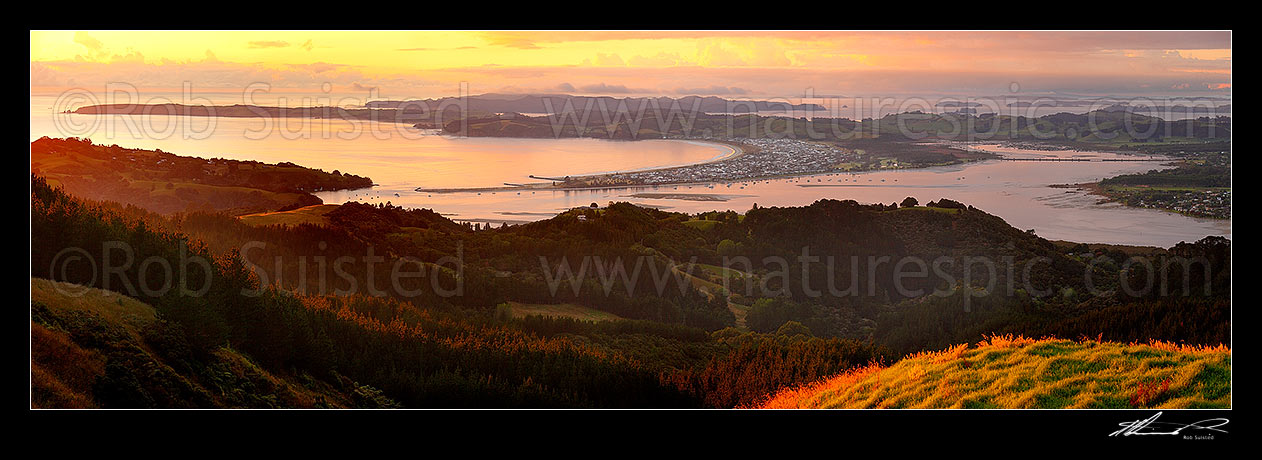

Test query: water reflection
[29,97,1230,247]
[318,144,1230,247]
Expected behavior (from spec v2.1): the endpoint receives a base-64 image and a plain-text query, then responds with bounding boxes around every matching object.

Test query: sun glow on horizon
[31,30,1231,99]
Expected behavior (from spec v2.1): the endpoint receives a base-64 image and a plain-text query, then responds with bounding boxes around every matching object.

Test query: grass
[31,278,157,335]
[31,138,367,216]
[30,277,364,408]
[758,335,1230,409]
[673,265,725,295]
[504,301,623,322]
[239,204,340,227]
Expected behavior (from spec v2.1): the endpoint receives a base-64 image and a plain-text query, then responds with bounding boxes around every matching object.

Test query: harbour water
[30,94,1231,247]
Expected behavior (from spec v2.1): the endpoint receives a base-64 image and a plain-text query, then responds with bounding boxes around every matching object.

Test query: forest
[30,154,1231,407]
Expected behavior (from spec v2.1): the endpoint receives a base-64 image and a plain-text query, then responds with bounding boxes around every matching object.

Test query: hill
[71,100,1228,147]
[30,137,371,215]
[30,278,397,408]
[31,173,1230,408]
[71,95,827,131]
[367,93,827,113]
[238,204,340,227]
[449,108,1229,146]
[758,335,1230,409]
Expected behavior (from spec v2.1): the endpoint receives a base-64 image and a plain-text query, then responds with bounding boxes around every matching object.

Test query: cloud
[285,62,343,73]
[110,50,147,64]
[351,82,378,92]
[73,32,103,51]
[248,40,290,49]
[698,42,746,66]
[397,46,477,51]
[674,85,749,96]
[628,52,685,67]
[31,31,1231,98]
[30,52,447,95]
[480,33,540,49]
[576,82,648,94]
[30,62,63,86]
[593,53,625,66]
[476,31,850,49]
[696,39,791,67]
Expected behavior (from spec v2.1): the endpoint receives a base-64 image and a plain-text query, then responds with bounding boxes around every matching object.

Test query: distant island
[72,96,1230,146]
[443,108,1230,143]
[72,94,828,129]
[366,93,829,113]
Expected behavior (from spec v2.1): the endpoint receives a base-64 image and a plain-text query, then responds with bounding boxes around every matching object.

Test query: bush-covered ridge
[30,278,398,408]
[31,173,1230,408]
[30,137,372,215]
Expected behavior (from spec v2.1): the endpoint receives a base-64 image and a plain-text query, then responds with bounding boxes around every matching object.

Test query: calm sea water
[30,93,1231,247]
[29,95,730,189]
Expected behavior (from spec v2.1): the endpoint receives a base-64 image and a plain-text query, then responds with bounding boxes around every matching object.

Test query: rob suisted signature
[1110,412,1229,437]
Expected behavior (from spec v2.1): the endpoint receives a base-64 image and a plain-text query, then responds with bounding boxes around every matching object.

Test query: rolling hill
[30,137,371,215]
[758,335,1230,409]
[31,172,1231,408]
[30,278,398,408]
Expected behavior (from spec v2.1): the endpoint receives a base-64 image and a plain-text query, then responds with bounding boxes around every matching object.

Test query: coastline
[415,138,747,193]
[414,147,985,195]
[1050,182,1231,221]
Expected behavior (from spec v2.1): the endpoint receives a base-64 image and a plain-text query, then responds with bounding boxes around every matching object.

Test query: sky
[30,30,1231,100]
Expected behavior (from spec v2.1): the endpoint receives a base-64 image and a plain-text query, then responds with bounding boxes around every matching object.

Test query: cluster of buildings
[1122,189,1231,219]
[571,138,853,187]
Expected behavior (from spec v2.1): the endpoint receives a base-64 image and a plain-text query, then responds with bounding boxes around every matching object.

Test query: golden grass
[757,335,1230,409]
[31,278,156,336]
[30,278,358,408]
[238,204,339,227]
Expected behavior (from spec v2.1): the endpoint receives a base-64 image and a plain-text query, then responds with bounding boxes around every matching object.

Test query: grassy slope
[30,278,381,408]
[239,204,340,227]
[31,138,370,216]
[33,149,310,215]
[505,301,624,322]
[759,335,1229,409]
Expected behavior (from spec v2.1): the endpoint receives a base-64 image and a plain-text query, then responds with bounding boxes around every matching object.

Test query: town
[562,137,862,188]
[1104,187,1231,219]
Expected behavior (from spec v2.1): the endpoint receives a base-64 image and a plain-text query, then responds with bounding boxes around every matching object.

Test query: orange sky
[30,31,1231,99]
